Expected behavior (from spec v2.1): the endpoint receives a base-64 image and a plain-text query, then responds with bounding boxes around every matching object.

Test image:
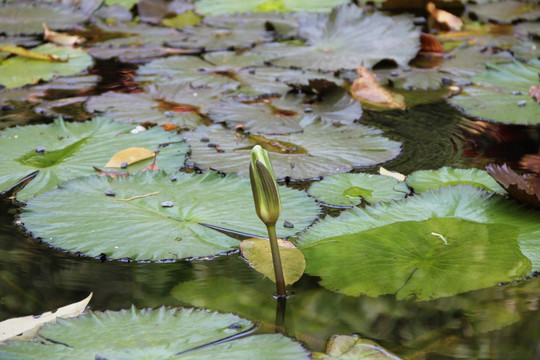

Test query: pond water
[1,1,540,358]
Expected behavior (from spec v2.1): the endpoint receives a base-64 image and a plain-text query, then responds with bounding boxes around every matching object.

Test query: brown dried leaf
[529,85,540,103]
[520,153,540,174]
[420,33,444,54]
[427,2,463,31]
[0,45,67,62]
[105,147,155,168]
[486,163,540,208]
[93,166,128,178]
[350,65,406,109]
[43,23,84,46]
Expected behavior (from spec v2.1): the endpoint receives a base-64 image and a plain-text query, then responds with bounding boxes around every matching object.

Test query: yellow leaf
[43,23,84,46]
[240,238,305,286]
[105,147,155,168]
[0,293,92,342]
[351,65,406,110]
[0,45,67,62]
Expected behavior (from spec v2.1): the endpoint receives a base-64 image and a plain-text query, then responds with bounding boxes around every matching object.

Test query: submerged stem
[266,223,287,297]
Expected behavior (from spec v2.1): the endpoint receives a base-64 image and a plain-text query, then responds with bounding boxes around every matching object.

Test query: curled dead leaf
[420,33,445,54]
[427,2,463,31]
[529,85,540,103]
[350,65,406,109]
[486,163,540,208]
[43,23,84,46]
[105,147,155,168]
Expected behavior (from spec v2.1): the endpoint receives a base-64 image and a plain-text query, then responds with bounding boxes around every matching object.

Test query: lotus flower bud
[249,145,281,225]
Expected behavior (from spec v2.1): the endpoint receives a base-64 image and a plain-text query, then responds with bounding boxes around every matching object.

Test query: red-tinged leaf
[486,163,540,208]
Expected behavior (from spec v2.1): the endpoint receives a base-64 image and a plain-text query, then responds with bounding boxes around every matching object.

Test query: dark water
[1,64,540,358]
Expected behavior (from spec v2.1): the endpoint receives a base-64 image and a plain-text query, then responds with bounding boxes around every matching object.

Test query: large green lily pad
[301,218,530,300]
[467,2,540,23]
[253,5,420,71]
[0,44,93,90]
[20,171,319,260]
[406,167,506,194]
[86,84,219,128]
[0,2,88,35]
[195,0,349,15]
[298,185,540,271]
[184,123,401,180]
[308,173,410,207]
[0,307,309,359]
[450,60,540,124]
[0,117,187,201]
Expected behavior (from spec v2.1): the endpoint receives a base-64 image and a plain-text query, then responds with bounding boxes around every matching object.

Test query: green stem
[266,223,287,297]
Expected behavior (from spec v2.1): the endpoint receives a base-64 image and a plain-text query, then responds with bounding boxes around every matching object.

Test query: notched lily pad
[0,307,309,360]
[406,166,506,194]
[302,218,530,300]
[486,163,540,208]
[0,44,93,90]
[20,171,319,260]
[450,60,540,124]
[0,117,187,201]
[308,173,410,207]
[184,123,401,180]
[256,5,420,71]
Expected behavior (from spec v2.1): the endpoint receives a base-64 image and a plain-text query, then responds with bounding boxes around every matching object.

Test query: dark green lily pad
[450,60,540,124]
[20,171,319,260]
[467,2,540,24]
[0,44,93,90]
[86,84,213,128]
[406,167,506,194]
[301,217,530,300]
[195,0,349,16]
[0,307,309,359]
[0,117,187,201]
[253,5,420,71]
[308,173,410,207]
[299,185,540,271]
[136,55,239,89]
[208,90,360,133]
[184,123,401,180]
[0,2,88,35]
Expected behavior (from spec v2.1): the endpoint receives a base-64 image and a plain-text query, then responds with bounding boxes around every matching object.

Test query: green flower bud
[249,145,281,225]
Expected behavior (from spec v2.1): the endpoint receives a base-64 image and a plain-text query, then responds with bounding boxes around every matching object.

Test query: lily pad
[195,0,349,16]
[308,173,410,207]
[406,167,506,194]
[0,307,309,359]
[88,22,188,48]
[467,2,540,24]
[0,2,88,35]
[0,44,93,90]
[86,84,214,128]
[254,5,420,71]
[298,185,540,271]
[87,45,190,63]
[0,117,188,201]
[313,335,402,360]
[203,12,299,39]
[138,0,194,24]
[301,217,530,300]
[184,123,401,180]
[20,171,319,260]
[450,60,540,124]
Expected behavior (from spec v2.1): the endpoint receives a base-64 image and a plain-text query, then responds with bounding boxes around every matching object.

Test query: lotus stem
[266,223,287,297]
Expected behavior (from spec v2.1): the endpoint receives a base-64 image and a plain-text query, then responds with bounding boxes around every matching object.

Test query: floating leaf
[42,23,84,46]
[195,0,349,15]
[0,293,92,342]
[21,171,319,260]
[0,117,187,201]
[301,218,530,300]
[486,163,540,209]
[105,0,139,9]
[0,45,67,62]
[251,5,420,71]
[0,44,92,89]
[241,238,305,285]
[184,123,401,180]
[450,60,540,124]
[138,0,194,24]
[0,307,309,359]
[298,186,540,271]
[308,173,410,207]
[427,2,463,31]
[467,1,540,24]
[313,334,402,360]
[406,167,506,194]
[351,65,406,109]
[87,22,187,48]
[0,3,88,36]
[105,147,155,168]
